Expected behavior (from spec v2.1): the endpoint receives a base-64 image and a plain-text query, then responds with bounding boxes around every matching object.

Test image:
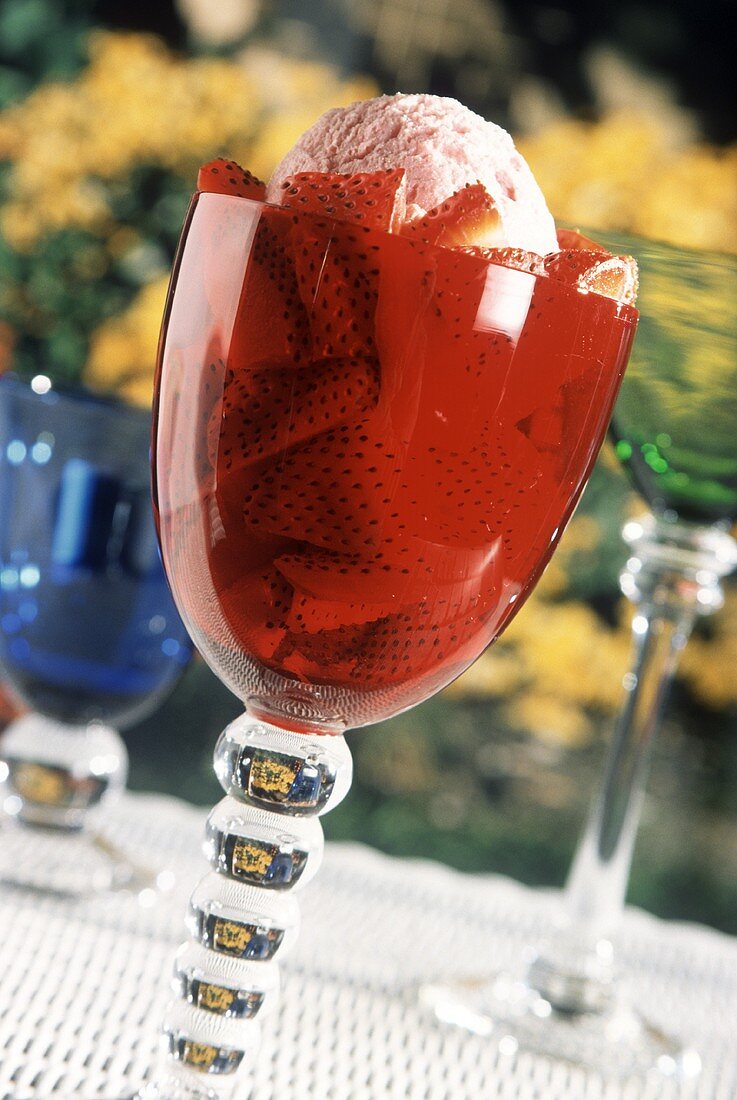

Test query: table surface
[0,792,736,1100]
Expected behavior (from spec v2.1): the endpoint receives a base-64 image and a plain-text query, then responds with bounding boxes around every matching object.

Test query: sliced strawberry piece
[230,207,312,369]
[544,248,612,280]
[377,243,518,451]
[276,169,407,231]
[210,355,380,470]
[402,182,503,248]
[240,419,406,554]
[275,539,492,606]
[349,591,486,683]
[218,566,294,662]
[274,589,485,686]
[197,158,266,200]
[374,239,541,460]
[272,614,390,679]
[287,592,387,633]
[397,425,550,554]
[291,220,382,359]
[579,255,639,306]
[461,245,546,276]
[545,249,638,305]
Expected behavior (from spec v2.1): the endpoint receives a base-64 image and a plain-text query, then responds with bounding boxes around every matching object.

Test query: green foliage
[0,0,92,107]
[0,166,190,385]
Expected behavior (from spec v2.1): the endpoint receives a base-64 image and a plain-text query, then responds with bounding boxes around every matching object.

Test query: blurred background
[0,0,735,930]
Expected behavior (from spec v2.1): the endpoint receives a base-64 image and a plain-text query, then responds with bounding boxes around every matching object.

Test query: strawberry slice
[218,566,294,662]
[286,592,387,634]
[240,419,406,554]
[229,207,312,369]
[402,182,503,248]
[544,248,612,280]
[292,220,382,359]
[274,587,485,686]
[579,255,639,305]
[276,169,407,231]
[396,426,549,554]
[210,354,380,471]
[275,539,492,606]
[545,249,638,305]
[197,158,266,199]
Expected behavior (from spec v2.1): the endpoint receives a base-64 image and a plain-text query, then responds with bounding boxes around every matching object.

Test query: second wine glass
[425,236,737,1078]
[0,376,193,896]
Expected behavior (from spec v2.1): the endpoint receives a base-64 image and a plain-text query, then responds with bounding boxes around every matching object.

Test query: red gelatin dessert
[153,165,636,731]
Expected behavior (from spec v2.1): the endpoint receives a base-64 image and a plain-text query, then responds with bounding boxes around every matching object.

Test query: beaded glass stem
[138,715,352,1099]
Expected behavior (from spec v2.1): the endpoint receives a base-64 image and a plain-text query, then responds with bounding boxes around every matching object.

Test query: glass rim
[190,190,640,322]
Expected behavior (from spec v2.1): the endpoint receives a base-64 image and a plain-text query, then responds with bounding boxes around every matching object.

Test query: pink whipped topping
[266,93,558,256]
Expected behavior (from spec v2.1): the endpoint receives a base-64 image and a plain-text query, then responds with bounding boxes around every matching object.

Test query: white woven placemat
[0,792,736,1099]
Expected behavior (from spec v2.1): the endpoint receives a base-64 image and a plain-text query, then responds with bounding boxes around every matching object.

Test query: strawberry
[545,249,638,305]
[402,182,503,248]
[197,158,266,200]
[286,592,387,634]
[230,207,312,369]
[218,566,294,662]
[291,220,382,359]
[376,242,517,451]
[578,255,639,306]
[396,426,549,555]
[274,590,485,686]
[275,539,492,606]
[544,248,612,280]
[210,355,380,471]
[276,169,407,231]
[239,419,406,554]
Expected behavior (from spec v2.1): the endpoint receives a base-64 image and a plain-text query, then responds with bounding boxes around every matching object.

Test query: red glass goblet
[146,192,635,1098]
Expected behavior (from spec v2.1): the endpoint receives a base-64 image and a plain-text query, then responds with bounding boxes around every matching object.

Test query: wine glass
[0,375,193,896]
[425,237,737,1077]
[135,190,636,1099]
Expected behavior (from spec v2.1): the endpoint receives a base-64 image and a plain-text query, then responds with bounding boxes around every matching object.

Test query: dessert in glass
[141,95,637,1098]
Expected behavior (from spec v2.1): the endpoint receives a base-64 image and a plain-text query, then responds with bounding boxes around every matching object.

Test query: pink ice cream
[266,93,558,256]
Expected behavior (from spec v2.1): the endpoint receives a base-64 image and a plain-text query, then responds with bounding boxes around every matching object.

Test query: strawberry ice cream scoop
[266,93,558,256]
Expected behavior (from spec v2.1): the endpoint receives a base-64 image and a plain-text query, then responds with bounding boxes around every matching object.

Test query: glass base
[134,1079,224,1100]
[420,973,702,1079]
[0,818,168,898]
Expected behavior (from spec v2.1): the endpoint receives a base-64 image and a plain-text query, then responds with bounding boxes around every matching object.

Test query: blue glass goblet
[0,375,192,895]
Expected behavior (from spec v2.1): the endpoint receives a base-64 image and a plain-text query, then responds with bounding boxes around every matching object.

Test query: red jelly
[153,193,636,731]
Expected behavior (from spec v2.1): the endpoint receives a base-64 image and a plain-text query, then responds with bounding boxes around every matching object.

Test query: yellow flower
[0,31,377,248]
[85,276,170,405]
[521,111,737,254]
[503,692,593,748]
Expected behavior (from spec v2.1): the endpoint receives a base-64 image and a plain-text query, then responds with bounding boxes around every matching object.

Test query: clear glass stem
[529,513,737,1013]
[565,600,693,934]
